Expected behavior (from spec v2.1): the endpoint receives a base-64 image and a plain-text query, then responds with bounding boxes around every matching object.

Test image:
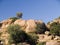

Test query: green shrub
[50,22,60,36]
[9,17,19,22]
[36,23,46,34]
[36,42,46,45]
[25,33,38,45]
[7,24,27,44]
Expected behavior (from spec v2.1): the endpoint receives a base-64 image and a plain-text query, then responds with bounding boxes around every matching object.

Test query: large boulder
[14,19,44,33]
[14,19,26,27]
[25,19,44,33]
[25,19,36,33]
[14,19,26,31]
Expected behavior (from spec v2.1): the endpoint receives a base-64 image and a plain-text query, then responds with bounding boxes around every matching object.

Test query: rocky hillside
[47,17,60,29]
[0,19,46,33]
[0,15,60,45]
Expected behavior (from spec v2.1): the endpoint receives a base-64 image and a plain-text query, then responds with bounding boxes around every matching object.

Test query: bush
[36,42,46,45]
[9,17,19,22]
[25,33,38,45]
[36,23,46,34]
[7,24,27,44]
[7,24,39,45]
[50,22,60,36]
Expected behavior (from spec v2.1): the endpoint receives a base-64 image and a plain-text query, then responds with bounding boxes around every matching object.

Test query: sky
[0,0,60,23]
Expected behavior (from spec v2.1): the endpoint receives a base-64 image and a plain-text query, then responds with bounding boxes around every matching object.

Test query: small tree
[50,22,60,36]
[7,24,27,45]
[16,12,23,18]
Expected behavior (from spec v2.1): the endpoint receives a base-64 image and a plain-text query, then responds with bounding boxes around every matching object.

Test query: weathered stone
[14,19,26,27]
[46,41,60,45]
[38,34,53,42]
[14,19,44,33]
[25,19,36,33]
[14,19,26,31]
[1,19,12,28]
[54,36,60,40]
[45,31,50,35]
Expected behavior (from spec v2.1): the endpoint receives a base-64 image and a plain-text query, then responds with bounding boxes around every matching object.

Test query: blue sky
[0,0,60,23]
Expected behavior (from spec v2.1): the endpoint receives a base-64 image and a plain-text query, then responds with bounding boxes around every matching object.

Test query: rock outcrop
[0,19,45,45]
[47,17,60,29]
[14,19,44,33]
[0,18,60,45]
[0,19,12,28]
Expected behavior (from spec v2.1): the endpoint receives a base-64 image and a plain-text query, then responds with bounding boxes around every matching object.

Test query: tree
[7,24,27,45]
[16,12,23,18]
[36,23,46,34]
[50,22,60,36]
